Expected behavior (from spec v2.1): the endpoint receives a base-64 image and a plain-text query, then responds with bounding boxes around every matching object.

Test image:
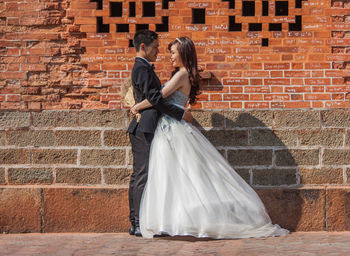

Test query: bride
[130,36,289,239]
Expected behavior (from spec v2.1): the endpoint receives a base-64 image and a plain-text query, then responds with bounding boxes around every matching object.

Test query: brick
[275,149,319,167]
[103,168,132,185]
[227,150,272,167]
[0,149,30,164]
[224,110,273,128]
[0,188,42,233]
[8,168,53,185]
[0,168,5,184]
[253,168,297,186]
[202,130,248,147]
[0,131,5,146]
[299,129,344,147]
[55,130,101,147]
[274,110,320,128]
[300,168,343,185]
[56,168,101,184]
[104,130,130,147]
[321,110,350,127]
[250,129,297,147]
[32,111,79,128]
[257,188,325,231]
[0,112,30,129]
[323,149,350,165]
[326,188,350,231]
[79,110,127,128]
[8,130,54,147]
[31,149,77,164]
[80,149,126,166]
[43,188,129,232]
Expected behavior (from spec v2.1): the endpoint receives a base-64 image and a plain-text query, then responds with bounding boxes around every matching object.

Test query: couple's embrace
[127,30,289,239]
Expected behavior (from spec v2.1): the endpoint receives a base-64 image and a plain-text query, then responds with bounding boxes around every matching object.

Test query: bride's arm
[131,70,187,114]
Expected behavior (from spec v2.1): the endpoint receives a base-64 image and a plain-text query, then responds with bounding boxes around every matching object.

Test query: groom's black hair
[133,30,158,52]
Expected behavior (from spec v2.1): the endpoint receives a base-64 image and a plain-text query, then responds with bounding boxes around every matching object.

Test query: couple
[127,30,289,239]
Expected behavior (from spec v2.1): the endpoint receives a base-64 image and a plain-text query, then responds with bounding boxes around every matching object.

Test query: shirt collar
[136,56,152,67]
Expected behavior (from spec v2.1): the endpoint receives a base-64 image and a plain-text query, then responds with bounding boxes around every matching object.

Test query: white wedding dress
[139,89,289,239]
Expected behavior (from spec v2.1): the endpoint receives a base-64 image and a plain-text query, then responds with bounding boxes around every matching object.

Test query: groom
[127,30,191,236]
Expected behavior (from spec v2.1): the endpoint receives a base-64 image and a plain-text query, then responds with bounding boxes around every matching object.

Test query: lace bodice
[164,90,188,108]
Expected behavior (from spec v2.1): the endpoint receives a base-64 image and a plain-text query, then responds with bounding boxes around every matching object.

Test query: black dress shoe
[129,225,136,235]
[134,226,142,237]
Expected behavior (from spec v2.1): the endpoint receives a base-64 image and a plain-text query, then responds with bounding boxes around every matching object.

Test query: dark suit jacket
[127,57,185,134]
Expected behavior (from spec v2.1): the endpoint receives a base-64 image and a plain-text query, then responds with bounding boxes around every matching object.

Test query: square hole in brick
[192,8,206,24]
[90,0,103,10]
[262,1,269,16]
[143,2,155,17]
[295,0,302,8]
[276,1,288,16]
[289,15,302,31]
[162,0,175,9]
[262,38,269,47]
[117,24,129,32]
[136,24,149,31]
[110,2,123,17]
[156,16,169,32]
[242,1,255,16]
[129,39,134,48]
[129,2,136,17]
[269,23,282,31]
[97,17,109,33]
[249,23,262,31]
[229,16,242,31]
[222,0,235,9]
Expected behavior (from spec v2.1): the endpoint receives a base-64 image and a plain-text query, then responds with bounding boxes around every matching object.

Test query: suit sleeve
[133,67,184,121]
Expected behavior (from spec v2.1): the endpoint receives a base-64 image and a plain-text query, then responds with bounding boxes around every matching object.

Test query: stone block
[275,149,319,166]
[227,150,272,166]
[224,110,273,128]
[80,149,126,166]
[0,188,41,233]
[191,110,224,128]
[323,149,350,165]
[55,130,101,147]
[79,110,127,128]
[56,168,101,184]
[103,168,132,185]
[347,168,350,184]
[235,168,251,184]
[32,111,79,128]
[300,168,343,185]
[346,130,350,146]
[8,168,53,184]
[250,129,297,147]
[31,149,77,164]
[0,149,30,164]
[0,131,6,146]
[256,188,325,231]
[274,110,320,128]
[321,110,350,127]
[0,112,30,129]
[326,188,350,231]
[0,168,5,184]
[43,188,129,232]
[202,130,248,147]
[298,129,344,147]
[253,168,297,186]
[8,130,54,147]
[104,130,130,147]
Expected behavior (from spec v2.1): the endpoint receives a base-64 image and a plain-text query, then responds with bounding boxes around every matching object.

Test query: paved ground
[1,232,350,256]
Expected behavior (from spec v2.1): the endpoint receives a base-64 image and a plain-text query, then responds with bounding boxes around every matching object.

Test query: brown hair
[168,37,200,105]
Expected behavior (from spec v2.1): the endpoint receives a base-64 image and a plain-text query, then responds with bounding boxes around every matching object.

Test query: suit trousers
[128,130,154,227]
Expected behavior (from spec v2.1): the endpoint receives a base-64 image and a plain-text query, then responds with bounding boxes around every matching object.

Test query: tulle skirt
[139,115,289,239]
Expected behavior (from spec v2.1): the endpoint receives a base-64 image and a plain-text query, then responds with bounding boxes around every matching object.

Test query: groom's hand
[183,110,193,123]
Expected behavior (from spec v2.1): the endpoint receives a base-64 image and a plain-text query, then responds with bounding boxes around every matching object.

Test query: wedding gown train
[139,90,289,239]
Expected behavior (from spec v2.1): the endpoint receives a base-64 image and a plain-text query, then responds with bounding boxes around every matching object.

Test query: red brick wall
[0,0,349,110]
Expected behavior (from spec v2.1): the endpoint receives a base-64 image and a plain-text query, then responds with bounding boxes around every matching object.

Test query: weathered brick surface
[275,149,319,166]
[274,111,320,129]
[8,130,54,147]
[191,110,224,128]
[31,149,77,164]
[300,168,343,185]
[79,110,127,128]
[8,168,53,184]
[56,168,101,184]
[0,149,30,164]
[323,149,350,165]
[104,130,130,147]
[321,110,350,127]
[250,129,298,147]
[202,130,248,147]
[32,111,79,128]
[103,168,132,185]
[55,130,101,147]
[298,129,344,147]
[43,188,129,232]
[0,131,6,146]
[0,112,30,128]
[227,150,272,166]
[252,168,297,186]
[0,188,42,233]
[0,168,5,184]
[326,188,350,231]
[224,111,274,128]
[80,149,126,166]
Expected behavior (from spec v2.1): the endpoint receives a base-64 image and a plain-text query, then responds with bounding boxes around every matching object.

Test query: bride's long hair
[168,37,200,105]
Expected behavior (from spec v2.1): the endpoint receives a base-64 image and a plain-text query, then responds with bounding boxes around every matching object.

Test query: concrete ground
[1,232,350,256]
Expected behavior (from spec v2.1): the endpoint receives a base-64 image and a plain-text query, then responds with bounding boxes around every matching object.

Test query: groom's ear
[139,43,146,52]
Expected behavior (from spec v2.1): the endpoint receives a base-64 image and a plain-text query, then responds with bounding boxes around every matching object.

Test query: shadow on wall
[192,111,303,231]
